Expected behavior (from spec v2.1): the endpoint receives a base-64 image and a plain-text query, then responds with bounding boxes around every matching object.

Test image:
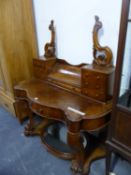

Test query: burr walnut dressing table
[14,18,114,174]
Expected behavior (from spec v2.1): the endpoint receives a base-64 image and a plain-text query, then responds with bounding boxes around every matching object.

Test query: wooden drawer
[82,87,106,101]
[30,102,64,121]
[82,70,108,101]
[81,64,114,102]
[82,71,107,88]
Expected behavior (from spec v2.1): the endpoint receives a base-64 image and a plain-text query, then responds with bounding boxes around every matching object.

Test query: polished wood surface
[14,18,114,174]
[106,0,131,174]
[0,0,38,114]
[14,78,112,129]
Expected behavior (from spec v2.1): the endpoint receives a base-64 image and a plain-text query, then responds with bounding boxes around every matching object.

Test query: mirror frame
[112,0,131,114]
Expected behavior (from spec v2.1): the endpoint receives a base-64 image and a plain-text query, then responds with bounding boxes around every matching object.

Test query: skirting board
[0,89,15,116]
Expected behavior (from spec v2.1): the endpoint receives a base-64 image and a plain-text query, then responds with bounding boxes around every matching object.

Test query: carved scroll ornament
[44,20,56,58]
[93,16,113,67]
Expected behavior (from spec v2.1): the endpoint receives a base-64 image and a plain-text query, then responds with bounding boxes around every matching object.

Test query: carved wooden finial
[49,20,55,33]
[94,16,102,32]
[93,16,113,67]
[95,15,99,21]
[44,20,56,58]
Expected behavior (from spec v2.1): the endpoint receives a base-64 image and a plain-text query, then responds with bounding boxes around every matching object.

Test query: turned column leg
[67,130,85,174]
[106,146,112,175]
[24,108,35,136]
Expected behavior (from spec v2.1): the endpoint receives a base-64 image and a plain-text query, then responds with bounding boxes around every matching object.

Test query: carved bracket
[93,16,113,67]
[44,20,56,58]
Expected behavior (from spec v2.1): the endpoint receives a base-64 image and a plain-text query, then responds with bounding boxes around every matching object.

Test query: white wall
[33,0,122,65]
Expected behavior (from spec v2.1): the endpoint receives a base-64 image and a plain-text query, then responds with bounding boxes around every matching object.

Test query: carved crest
[93,16,113,67]
[44,20,56,58]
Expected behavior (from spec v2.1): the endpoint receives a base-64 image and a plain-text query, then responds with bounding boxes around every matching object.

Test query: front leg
[67,131,85,174]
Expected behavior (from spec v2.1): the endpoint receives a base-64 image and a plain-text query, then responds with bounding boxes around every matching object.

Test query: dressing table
[14,17,115,174]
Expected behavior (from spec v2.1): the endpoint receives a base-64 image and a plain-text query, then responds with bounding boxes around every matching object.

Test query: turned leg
[106,146,112,175]
[67,131,85,174]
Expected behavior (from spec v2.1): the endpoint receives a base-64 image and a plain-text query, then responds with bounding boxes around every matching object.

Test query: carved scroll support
[93,16,113,67]
[44,20,56,58]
